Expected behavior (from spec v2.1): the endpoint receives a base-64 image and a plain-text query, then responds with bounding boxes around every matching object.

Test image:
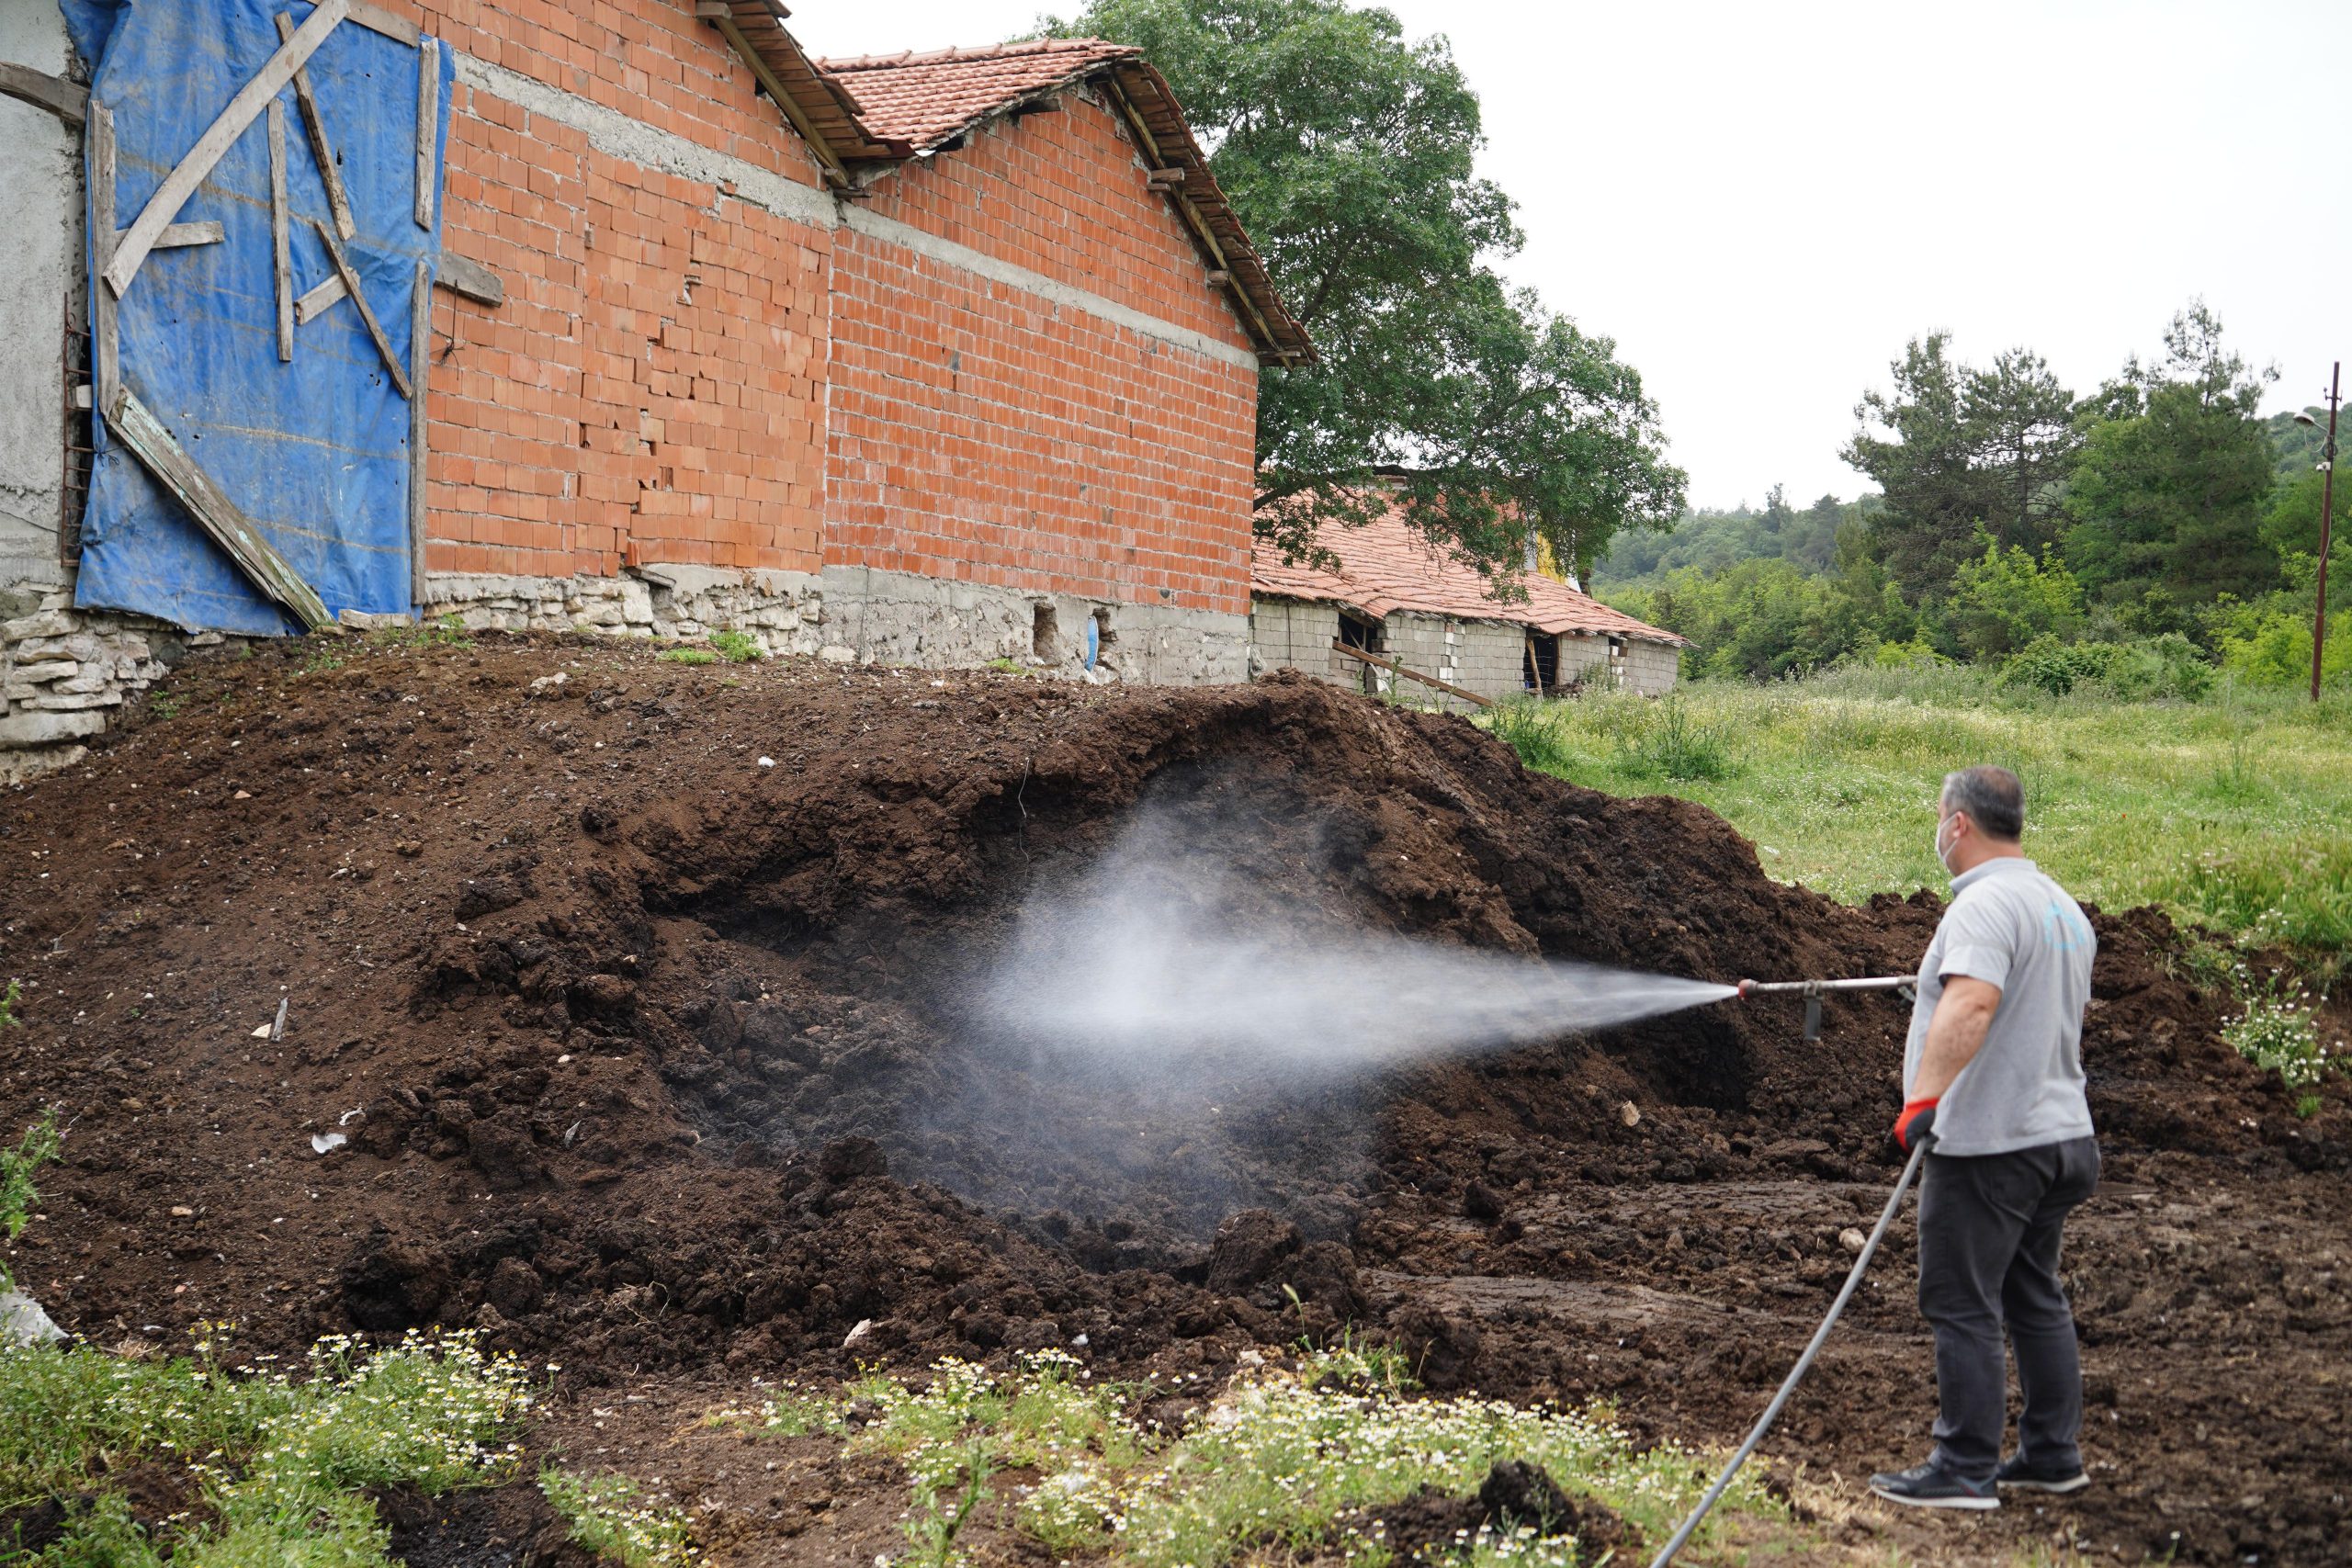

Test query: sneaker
[1994,1453,2089,1495]
[1869,1461,2000,1511]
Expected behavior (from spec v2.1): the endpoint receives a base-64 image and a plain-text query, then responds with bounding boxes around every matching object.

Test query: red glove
[1893,1097,1939,1151]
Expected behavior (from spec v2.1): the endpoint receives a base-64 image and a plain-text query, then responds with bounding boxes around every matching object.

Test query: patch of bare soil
[2,637,2346,1564]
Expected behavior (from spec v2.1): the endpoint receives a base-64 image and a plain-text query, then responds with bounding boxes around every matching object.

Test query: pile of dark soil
[2,637,2346,1564]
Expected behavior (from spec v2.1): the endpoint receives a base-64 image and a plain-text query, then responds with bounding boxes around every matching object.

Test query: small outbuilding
[1250,509,1687,707]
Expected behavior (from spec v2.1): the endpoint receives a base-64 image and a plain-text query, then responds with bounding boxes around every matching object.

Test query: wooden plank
[348,1,423,46]
[1330,638,1493,708]
[434,251,503,307]
[307,217,412,398]
[103,0,349,299]
[91,100,119,416]
[269,101,292,362]
[413,36,439,230]
[106,386,335,632]
[276,10,356,242]
[408,261,431,604]
[0,61,88,126]
[295,273,345,324]
[152,220,227,248]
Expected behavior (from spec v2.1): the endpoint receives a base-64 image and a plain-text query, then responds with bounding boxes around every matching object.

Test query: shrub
[2000,634,2214,700]
[1948,536,2085,660]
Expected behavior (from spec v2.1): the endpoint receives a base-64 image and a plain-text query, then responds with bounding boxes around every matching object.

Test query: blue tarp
[67,0,452,634]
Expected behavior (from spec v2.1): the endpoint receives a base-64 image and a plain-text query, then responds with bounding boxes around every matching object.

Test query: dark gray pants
[1917,1135,2099,1481]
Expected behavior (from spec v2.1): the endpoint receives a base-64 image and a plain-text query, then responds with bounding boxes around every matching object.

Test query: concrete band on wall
[450,52,1259,375]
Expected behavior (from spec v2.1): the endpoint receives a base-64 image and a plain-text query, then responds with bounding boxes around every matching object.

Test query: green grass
[1485,667,2352,964]
[657,648,718,665]
[0,1330,532,1565]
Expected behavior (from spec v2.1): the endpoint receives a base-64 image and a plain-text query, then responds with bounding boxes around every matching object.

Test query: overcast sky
[790,2,2352,509]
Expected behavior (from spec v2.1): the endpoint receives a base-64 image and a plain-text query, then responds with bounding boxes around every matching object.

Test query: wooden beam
[152,220,227,248]
[295,273,345,325]
[413,36,439,230]
[0,61,87,126]
[91,100,119,416]
[434,251,503,307]
[105,0,349,298]
[269,101,292,362]
[695,4,852,188]
[307,254,505,320]
[1330,638,1493,709]
[348,1,423,45]
[307,217,411,398]
[106,386,335,632]
[276,10,356,242]
[408,260,431,604]
[1101,74,1282,356]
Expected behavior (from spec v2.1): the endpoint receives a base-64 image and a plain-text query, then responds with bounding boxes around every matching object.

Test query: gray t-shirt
[1902,856,2097,1156]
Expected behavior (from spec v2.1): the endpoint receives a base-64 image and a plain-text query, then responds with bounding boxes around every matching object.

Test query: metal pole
[2314,361,2340,705]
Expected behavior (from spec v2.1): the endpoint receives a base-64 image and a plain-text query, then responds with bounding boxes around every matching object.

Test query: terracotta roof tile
[1251,510,1688,646]
[816,39,1139,152]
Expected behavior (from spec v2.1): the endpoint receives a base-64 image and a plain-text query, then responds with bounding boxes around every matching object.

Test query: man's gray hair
[1941,765,2025,840]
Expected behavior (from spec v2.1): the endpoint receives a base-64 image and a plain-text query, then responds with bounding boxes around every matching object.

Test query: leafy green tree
[1047,0,1683,573]
[2262,468,2352,615]
[2064,302,2279,632]
[1945,535,2086,660]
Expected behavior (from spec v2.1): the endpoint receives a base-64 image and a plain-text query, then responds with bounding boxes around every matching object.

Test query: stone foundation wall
[0,584,182,783]
[2,561,1248,783]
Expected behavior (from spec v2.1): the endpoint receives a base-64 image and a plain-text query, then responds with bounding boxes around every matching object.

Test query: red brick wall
[826,99,1259,615]
[851,89,1253,353]
[406,0,834,579]
[379,3,1260,605]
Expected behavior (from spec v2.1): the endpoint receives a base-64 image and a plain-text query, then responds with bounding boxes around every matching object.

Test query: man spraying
[1870,765,2099,1511]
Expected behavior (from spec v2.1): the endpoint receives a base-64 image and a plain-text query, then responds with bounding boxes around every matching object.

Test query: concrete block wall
[0,5,79,593]
[1622,638,1681,696]
[1380,614,1524,712]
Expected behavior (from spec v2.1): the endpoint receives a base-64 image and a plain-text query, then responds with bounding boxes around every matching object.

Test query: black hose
[1645,1140,1929,1568]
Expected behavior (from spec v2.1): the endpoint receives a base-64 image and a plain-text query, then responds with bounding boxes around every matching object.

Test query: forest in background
[1598,305,2347,696]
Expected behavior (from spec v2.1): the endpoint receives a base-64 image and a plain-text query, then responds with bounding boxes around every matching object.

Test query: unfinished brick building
[0,2,1309,778]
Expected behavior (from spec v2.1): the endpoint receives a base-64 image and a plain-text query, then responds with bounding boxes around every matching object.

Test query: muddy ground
[2,636,2346,1565]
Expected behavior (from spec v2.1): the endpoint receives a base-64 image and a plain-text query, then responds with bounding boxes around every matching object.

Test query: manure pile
[2,640,2346,1563]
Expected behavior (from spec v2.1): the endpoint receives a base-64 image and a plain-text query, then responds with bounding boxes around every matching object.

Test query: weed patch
[540,1469,698,1567]
[730,1346,1783,1568]
[658,648,718,666]
[0,1110,59,1292]
[707,630,763,663]
[0,1330,532,1562]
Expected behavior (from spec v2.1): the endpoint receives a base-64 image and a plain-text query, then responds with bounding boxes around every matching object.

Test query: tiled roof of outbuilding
[816,39,1140,151]
[1251,510,1689,646]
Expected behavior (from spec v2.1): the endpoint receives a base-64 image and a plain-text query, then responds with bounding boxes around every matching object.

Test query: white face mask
[1933,813,1959,875]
